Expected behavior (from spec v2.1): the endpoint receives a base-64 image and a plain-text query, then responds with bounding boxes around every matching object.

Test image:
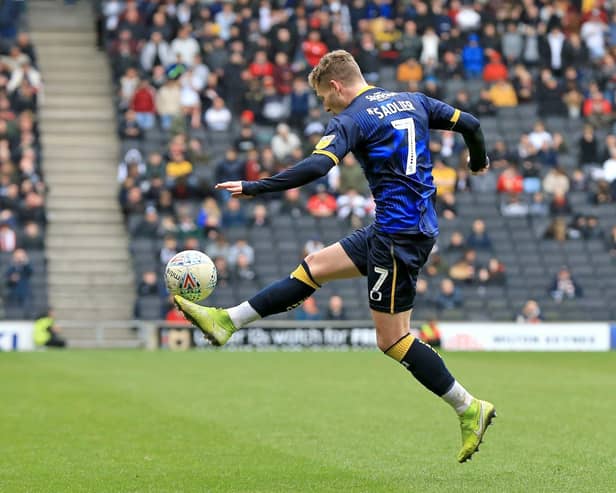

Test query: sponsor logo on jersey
[315,134,335,150]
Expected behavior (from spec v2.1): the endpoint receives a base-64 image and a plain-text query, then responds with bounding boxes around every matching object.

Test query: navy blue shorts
[340,224,436,313]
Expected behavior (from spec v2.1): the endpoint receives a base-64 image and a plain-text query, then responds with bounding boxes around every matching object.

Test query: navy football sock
[248,261,320,317]
[385,334,455,396]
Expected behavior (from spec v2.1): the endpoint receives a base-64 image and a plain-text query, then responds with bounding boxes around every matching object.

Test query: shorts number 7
[391,117,417,176]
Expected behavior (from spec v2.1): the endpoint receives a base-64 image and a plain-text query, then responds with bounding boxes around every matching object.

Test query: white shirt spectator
[7,64,42,93]
[581,18,607,59]
[141,38,174,71]
[603,157,616,182]
[528,129,552,151]
[204,98,232,131]
[456,7,481,31]
[420,30,439,64]
[170,35,200,66]
[337,190,368,219]
[271,123,301,161]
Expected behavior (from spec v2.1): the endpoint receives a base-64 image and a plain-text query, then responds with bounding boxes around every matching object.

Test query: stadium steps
[30,0,137,348]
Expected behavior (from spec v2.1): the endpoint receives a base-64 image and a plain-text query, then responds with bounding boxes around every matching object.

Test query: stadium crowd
[101,0,616,322]
[0,4,47,320]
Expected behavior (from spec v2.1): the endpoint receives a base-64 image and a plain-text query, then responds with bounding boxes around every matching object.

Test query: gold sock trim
[290,264,320,290]
[385,333,415,362]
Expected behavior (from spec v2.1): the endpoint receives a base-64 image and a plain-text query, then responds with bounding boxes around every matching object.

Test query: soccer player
[175,50,495,462]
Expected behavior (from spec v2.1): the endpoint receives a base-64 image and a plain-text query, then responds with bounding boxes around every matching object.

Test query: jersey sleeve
[422,94,462,131]
[312,115,362,165]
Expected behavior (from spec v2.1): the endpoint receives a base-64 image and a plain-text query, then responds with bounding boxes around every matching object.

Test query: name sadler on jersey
[366,100,416,119]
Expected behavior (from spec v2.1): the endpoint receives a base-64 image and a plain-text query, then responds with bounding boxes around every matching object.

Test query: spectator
[579,124,600,167]
[280,188,306,218]
[497,165,524,195]
[33,309,66,348]
[271,123,301,162]
[488,79,518,107]
[221,197,247,228]
[249,203,269,229]
[549,191,572,216]
[302,31,328,68]
[537,70,567,117]
[424,252,449,278]
[435,278,463,311]
[137,271,160,297]
[159,235,178,266]
[582,83,612,128]
[204,96,232,132]
[326,295,346,320]
[228,239,254,268]
[543,167,570,196]
[295,296,322,321]
[528,121,552,152]
[140,31,173,72]
[449,249,477,284]
[466,219,493,250]
[170,25,199,66]
[302,238,324,258]
[0,220,16,252]
[18,221,44,250]
[516,300,543,323]
[306,184,337,218]
[502,22,524,64]
[337,189,367,222]
[501,195,529,217]
[446,231,466,254]
[134,206,160,238]
[461,34,484,78]
[549,266,583,302]
[118,110,143,140]
[436,192,457,220]
[432,159,457,197]
[155,78,181,130]
[482,50,507,82]
[234,253,257,282]
[5,248,32,315]
[397,57,423,84]
[528,192,549,217]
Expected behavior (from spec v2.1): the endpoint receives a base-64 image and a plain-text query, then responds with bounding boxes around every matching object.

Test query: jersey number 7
[391,117,417,176]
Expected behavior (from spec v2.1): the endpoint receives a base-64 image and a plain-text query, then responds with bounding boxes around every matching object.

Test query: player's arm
[218,153,335,197]
[423,95,489,173]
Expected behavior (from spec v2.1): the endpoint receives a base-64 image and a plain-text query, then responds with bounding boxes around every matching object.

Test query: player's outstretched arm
[424,95,489,174]
[451,111,490,175]
[216,153,335,198]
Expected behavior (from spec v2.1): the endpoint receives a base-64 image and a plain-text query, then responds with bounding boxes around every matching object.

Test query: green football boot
[457,399,496,463]
[173,295,236,346]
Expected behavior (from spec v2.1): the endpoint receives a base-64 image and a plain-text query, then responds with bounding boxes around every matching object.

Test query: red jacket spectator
[302,31,328,67]
[483,51,508,83]
[497,167,524,194]
[582,93,612,117]
[307,187,337,217]
[249,50,274,79]
[130,82,156,113]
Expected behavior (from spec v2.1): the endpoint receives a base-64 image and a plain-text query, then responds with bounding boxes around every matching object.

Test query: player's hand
[215,181,251,198]
[468,156,490,176]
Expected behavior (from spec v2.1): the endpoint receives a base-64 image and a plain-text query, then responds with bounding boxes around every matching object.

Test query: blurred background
[1,0,616,349]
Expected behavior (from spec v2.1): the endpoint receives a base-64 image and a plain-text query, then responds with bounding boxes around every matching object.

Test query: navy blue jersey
[313,87,460,236]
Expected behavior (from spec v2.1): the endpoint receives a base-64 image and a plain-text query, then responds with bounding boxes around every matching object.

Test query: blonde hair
[308,50,364,89]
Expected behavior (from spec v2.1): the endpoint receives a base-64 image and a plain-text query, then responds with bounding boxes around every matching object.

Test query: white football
[165,250,217,302]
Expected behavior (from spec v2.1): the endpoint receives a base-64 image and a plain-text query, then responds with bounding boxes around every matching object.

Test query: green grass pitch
[1,350,615,493]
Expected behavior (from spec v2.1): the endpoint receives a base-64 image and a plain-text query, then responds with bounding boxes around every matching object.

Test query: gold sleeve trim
[312,150,340,165]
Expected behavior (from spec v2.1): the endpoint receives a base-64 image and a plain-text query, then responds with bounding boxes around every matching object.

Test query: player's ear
[329,79,341,93]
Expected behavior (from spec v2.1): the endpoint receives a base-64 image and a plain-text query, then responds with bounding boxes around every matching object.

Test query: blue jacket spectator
[462,34,484,78]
